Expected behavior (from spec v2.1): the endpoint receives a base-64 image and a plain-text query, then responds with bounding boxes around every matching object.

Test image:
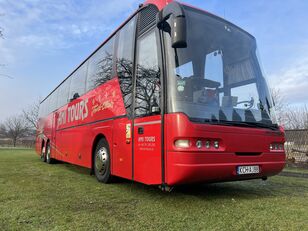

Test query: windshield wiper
[190,118,278,130]
[217,120,278,130]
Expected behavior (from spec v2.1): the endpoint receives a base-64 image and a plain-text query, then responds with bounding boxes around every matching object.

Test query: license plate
[237,165,260,175]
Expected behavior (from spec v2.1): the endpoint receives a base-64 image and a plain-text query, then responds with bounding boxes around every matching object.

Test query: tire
[94,139,112,183]
[46,142,54,164]
[41,145,46,162]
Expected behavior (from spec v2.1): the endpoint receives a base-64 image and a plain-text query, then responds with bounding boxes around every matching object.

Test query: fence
[0,138,35,148]
[285,129,308,165]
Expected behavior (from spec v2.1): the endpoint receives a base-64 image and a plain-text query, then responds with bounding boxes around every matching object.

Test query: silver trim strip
[134,120,161,126]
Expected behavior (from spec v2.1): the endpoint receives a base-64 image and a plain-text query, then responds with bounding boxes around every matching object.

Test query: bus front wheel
[94,139,112,183]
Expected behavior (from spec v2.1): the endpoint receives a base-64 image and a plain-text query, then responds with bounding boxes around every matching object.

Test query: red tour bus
[36,0,285,190]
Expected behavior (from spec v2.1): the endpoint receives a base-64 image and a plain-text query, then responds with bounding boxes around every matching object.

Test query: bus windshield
[166,6,277,129]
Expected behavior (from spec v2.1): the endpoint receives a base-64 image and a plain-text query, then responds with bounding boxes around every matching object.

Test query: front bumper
[166,151,285,185]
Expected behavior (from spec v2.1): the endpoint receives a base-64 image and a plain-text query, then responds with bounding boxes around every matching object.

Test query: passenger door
[133,28,163,185]
[112,17,136,180]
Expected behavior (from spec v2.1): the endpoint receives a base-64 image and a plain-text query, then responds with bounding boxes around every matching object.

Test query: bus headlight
[175,139,190,148]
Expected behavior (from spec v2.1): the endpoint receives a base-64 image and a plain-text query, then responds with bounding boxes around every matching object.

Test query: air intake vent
[138,4,159,36]
[235,152,262,156]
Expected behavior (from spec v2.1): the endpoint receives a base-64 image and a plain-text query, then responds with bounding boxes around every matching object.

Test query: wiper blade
[190,118,278,130]
[219,120,278,130]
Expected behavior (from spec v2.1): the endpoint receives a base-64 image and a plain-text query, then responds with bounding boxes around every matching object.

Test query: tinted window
[87,37,115,91]
[69,61,88,100]
[49,89,58,113]
[45,97,51,115]
[135,30,161,117]
[57,77,71,108]
[117,17,136,117]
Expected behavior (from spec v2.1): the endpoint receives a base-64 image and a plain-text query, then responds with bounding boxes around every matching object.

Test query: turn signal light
[205,140,211,149]
[196,140,202,149]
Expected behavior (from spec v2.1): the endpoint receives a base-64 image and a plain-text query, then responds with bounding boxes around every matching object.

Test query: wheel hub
[95,147,108,174]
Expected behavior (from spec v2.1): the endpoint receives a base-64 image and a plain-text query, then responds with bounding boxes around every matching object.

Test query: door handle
[138,127,144,134]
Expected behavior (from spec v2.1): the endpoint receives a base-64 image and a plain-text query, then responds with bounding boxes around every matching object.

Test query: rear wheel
[46,143,54,164]
[41,144,46,162]
[94,139,112,183]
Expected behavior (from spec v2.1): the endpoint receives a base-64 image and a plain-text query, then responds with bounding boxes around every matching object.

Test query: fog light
[274,144,278,150]
[270,143,284,151]
[196,140,202,149]
[205,140,210,149]
[214,141,219,149]
[270,144,273,150]
[175,139,190,148]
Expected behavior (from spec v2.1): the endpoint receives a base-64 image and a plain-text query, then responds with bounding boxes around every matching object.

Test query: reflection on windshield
[166,6,277,128]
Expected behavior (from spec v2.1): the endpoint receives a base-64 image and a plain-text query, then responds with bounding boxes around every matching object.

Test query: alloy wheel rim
[95,147,108,175]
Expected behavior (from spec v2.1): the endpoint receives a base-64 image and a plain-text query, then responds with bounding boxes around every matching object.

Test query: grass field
[0,149,307,231]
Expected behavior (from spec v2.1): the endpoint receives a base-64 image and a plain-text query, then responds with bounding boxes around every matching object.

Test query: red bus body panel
[145,0,173,10]
[164,113,285,185]
[134,115,162,184]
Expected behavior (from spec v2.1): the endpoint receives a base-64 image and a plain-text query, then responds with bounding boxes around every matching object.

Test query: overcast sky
[0,0,307,121]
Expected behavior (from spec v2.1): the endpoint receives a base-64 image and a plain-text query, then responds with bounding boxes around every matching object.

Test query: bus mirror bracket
[156,2,187,48]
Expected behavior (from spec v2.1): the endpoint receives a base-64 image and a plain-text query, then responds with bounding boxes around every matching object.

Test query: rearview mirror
[156,2,187,48]
[171,16,187,48]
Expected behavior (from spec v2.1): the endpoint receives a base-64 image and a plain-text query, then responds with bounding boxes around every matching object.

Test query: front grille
[235,152,262,156]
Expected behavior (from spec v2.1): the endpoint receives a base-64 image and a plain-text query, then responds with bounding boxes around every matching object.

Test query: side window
[57,77,71,108]
[69,61,88,100]
[116,17,136,117]
[39,100,47,117]
[50,89,58,112]
[87,37,115,91]
[135,30,161,117]
[45,97,51,115]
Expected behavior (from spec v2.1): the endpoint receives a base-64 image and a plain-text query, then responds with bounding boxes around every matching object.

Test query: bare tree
[283,105,308,130]
[1,115,29,147]
[0,123,6,138]
[23,101,40,129]
[271,87,288,126]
